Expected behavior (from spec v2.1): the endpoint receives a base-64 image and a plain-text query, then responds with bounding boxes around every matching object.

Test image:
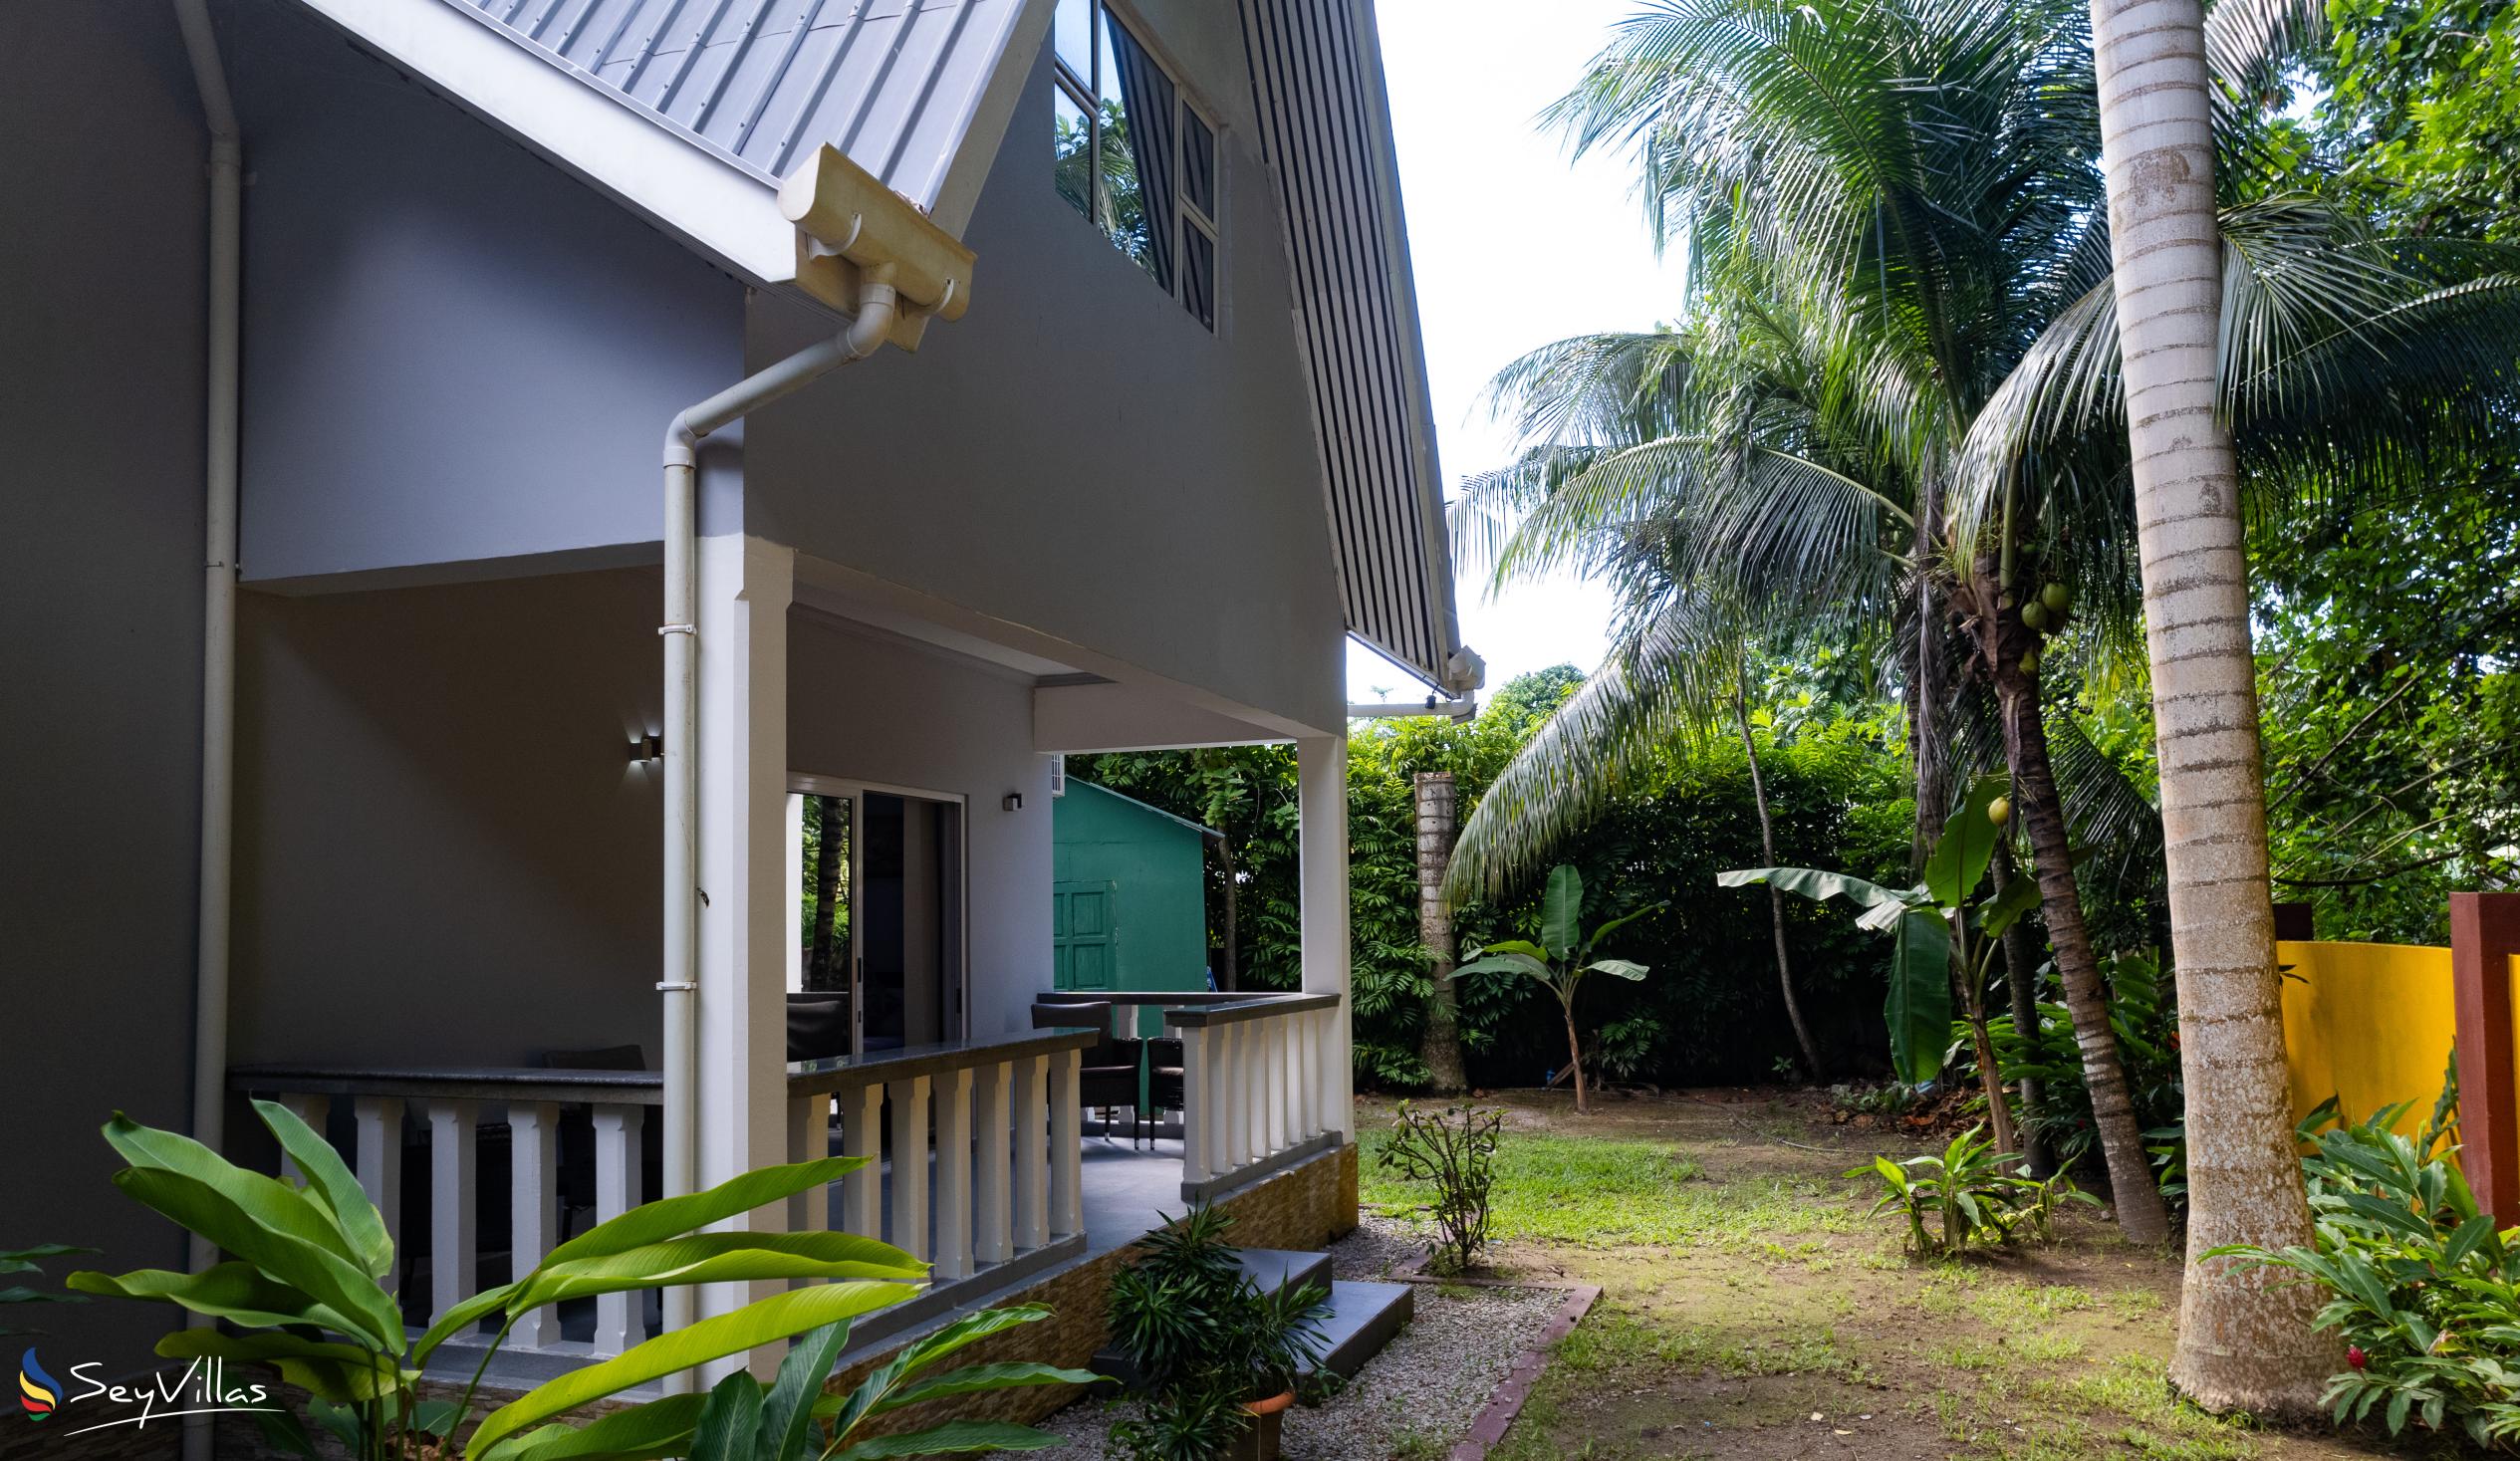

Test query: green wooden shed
[1052,780,1215,1028]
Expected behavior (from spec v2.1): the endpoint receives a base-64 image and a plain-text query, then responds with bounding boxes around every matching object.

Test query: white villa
[0,0,1475,1444]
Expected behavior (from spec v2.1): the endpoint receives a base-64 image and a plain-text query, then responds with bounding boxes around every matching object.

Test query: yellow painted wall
[2277,939,2485,1134]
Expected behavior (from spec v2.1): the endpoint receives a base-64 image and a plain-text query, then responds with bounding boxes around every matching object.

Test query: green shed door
[1053,880,1119,991]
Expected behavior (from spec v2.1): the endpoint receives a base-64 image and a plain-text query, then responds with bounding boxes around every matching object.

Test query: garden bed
[1027,1217,1573,1460]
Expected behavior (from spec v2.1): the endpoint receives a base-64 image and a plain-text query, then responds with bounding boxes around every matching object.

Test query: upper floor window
[1052,1,1219,329]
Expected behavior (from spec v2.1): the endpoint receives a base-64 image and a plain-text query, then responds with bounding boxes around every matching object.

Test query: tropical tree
[2084,0,2334,1415]
[1452,864,1656,1113]
[1448,0,2520,1252]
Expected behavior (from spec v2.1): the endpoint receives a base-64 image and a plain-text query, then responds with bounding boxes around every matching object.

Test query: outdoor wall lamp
[629,732,664,764]
[1003,792,1024,812]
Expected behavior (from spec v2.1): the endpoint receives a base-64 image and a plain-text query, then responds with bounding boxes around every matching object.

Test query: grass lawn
[1354,1091,2423,1461]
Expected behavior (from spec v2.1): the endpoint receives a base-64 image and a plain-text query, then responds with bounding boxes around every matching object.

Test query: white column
[1050,1047,1084,1240]
[1013,1055,1049,1250]
[840,1084,883,1235]
[972,1062,1012,1265]
[426,1100,478,1328]
[694,534,794,1353]
[508,1101,560,1349]
[1299,735,1354,1136]
[887,1076,932,1262]
[352,1097,403,1297]
[932,1067,973,1280]
[275,1095,329,1182]
[787,1094,830,1244]
[1178,1029,1210,1184]
[591,1105,642,1355]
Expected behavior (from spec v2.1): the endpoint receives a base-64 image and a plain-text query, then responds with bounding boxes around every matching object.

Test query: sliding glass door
[789,779,967,1057]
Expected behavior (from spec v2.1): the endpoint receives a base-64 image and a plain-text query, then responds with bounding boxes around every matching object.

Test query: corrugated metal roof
[1239,0,1462,693]
[445,0,1030,222]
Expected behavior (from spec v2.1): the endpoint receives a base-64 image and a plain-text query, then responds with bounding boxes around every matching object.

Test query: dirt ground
[1354,1089,2443,1461]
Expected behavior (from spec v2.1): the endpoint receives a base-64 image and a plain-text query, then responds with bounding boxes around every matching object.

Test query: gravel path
[1028,1218,1567,1461]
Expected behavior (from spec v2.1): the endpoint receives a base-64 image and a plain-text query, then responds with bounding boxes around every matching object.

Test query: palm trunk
[2090,0,2329,1412]
[808,797,843,992]
[1992,840,2051,1176]
[1996,662,2170,1242]
[1735,683,1824,1080]
[1215,834,1240,993]
[1563,997,1589,1115]
[1911,502,1949,874]
[1415,773,1468,1094]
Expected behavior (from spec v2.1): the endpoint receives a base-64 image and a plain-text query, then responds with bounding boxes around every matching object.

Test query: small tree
[1452,864,1654,1113]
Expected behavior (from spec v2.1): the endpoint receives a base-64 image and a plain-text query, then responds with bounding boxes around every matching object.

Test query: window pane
[1181,107,1215,220]
[1053,84,1093,218]
[1100,17,1175,290]
[1054,0,1093,85]
[1180,221,1215,330]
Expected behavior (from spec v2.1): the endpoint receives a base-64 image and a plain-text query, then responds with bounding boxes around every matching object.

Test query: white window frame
[1052,0,1221,329]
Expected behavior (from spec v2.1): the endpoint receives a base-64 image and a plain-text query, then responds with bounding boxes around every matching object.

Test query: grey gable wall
[0,1,209,1366]
[741,3,1347,733]
[229,0,745,586]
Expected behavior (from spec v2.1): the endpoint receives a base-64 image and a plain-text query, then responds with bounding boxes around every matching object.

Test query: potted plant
[1107,1207,1330,1461]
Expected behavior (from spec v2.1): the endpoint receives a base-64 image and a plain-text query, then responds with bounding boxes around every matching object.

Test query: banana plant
[1451,863,1656,1114]
[63,1100,1043,1461]
[1721,777,2041,1150]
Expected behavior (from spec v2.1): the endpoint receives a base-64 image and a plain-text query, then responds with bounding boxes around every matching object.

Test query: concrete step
[1311,1279,1414,1381]
[1234,1247,1334,1301]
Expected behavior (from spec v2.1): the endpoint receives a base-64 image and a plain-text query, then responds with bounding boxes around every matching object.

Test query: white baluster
[590,1105,641,1354]
[426,1100,478,1328]
[1315,1007,1338,1138]
[1242,1021,1268,1167]
[840,1084,883,1236]
[972,1061,1013,1266]
[932,1068,973,1280]
[1014,1056,1050,1250]
[788,1094,830,1245]
[1298,1011,1316,1138]
[1213,1024,1244,1174]
[1050,1048,1084,1240]
[887,1077,931,1262]
[275,1095,329,1182]
[1264,1019,1287,1154]
[508,1101,559,1349]
[352,1097,404,1297]
[1178,1029,1210,1184]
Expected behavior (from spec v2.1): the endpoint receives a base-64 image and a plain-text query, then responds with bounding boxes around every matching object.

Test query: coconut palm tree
[1450,0,2520,1253]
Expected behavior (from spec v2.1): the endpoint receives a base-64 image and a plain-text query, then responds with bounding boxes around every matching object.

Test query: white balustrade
[229,1025,1103,1375]
[1148,992,1343,1201]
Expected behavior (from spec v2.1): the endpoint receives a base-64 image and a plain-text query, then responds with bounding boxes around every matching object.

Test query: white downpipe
[175,4,239,1460]
[658,270,901,1357]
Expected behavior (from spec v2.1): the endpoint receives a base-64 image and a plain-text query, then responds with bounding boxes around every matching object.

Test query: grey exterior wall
[226,0,746,587]
[788,613,1055,1038]
[0,1,210,1368]
[743,5,1347,733]
[232,570,665,1067]
[230,572,1054,1069]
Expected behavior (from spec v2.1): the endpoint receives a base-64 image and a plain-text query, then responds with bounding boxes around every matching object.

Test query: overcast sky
[1343,0,1690,704]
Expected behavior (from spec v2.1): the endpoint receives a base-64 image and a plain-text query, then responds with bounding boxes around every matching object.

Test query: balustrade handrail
[230,1063,662,1105]
[785,1027,1101,1097]
[1156,992,1340,1029]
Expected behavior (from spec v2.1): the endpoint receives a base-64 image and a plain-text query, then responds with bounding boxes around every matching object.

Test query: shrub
[2207,1074,2520,1449]
[1107,1207,1331,1461]
[1377,1102,1503,1273]
[1852,1125,2097,1257]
